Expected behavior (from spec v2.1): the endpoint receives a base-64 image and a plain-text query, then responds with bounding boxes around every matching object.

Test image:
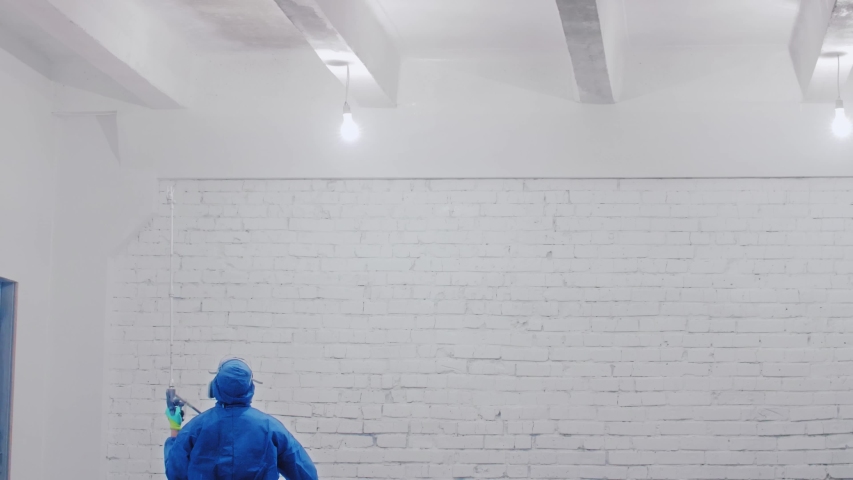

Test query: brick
[107,178,853,478]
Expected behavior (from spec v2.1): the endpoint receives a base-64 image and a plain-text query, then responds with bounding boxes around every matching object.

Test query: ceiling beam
[555,0,627,104]
[6,0,185,109]
[273,0,399,108]
[789,0,853,102]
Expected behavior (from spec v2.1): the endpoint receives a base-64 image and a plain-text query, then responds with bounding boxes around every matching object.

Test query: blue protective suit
[164,361,318,480]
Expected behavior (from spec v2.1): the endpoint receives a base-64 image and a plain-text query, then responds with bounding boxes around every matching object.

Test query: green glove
[166,406,183,430]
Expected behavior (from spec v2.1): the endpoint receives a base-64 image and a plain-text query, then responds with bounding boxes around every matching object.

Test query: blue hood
[211,360,254,406]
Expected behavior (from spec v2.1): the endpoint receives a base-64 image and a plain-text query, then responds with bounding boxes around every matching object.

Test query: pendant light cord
[345,64,351,105]
[838,55,842,100]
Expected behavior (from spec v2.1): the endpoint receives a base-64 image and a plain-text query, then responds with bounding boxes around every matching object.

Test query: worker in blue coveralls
[164,357,318,480]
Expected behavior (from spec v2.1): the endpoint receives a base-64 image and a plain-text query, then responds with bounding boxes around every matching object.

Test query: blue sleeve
[272,420,318,480]
[164,427,194,480]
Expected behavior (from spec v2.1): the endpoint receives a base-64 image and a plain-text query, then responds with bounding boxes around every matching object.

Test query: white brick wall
[107,178,853,480]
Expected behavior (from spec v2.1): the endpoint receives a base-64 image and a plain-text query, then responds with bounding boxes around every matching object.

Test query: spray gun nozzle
[167,387,202,415]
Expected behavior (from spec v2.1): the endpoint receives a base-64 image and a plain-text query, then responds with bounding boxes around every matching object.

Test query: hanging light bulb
[833,99,852,138]
[341,102,360,142]
[832,55,852,138]
[340,64,360,142]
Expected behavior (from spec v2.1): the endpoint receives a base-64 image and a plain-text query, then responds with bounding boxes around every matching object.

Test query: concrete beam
[273,0,399,108]
[789,0,853,101]
[596,0,628,103]
[555,0,625,104]
[6,0,184,109]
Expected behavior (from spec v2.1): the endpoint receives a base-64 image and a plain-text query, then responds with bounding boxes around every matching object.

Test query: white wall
[0,47,55,480]
[0,47,156,480]
[108,178,853,480]
[44,116,155,480]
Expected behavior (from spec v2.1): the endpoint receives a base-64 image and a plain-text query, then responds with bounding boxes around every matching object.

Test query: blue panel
[0,279,15,480]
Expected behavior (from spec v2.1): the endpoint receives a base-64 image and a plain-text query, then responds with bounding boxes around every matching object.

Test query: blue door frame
[0,278,15,480]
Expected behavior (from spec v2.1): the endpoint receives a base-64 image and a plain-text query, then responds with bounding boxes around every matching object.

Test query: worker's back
[164,360,317,480]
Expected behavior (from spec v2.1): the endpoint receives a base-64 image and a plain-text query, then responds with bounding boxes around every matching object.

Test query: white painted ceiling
[141,0,306,51]
[0,0,142,103]
[0,0,74,64]
[0,0,821,105]
[136,0,802,55]
[0,0,804,61]
[371,0,569,57]
[625,0,799,46]
[138,0,801,55]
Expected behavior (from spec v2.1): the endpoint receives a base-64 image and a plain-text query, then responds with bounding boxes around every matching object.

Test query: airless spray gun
[165,189,204,419]
[166,387,202,415]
